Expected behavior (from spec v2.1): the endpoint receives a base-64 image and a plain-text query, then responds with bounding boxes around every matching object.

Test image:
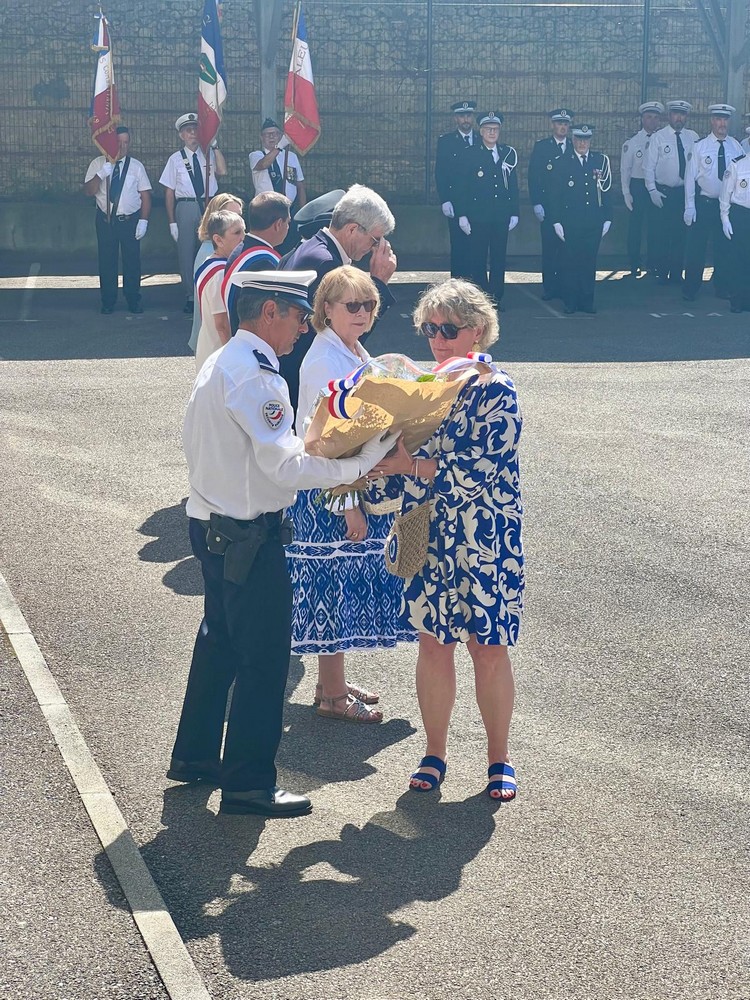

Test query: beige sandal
[316,693,383,724]
[313,681,379,706]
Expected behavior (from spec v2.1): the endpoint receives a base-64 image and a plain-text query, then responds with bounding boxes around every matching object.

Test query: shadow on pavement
[137,499,201,597]
[115,787,502,981]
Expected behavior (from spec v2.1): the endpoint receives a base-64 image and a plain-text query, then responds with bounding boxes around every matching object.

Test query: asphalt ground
[0,257,749,999]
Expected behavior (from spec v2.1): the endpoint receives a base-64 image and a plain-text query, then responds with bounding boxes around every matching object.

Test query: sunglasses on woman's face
[340,299,377,314]
[419,322,470,340]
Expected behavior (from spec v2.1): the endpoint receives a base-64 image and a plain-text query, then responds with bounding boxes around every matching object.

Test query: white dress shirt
[183,330,362,521]
[159,147,218,198]
[84,156,152,215]
[719,153,750,219]
[684,133,744,209]
[249,148,304,201]
[297,327,371,428]
[319,227,352,264]
[742,137,750,155]
[620,128,652,193]
[643,125,699,190]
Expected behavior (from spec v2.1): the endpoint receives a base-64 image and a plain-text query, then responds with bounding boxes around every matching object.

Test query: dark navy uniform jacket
[456,143,520,218]
[435,129,480,204]
[528,136,574,208]
[548,151,612,228]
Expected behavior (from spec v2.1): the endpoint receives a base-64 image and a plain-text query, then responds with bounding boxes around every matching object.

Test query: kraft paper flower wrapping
[303,353,495,496]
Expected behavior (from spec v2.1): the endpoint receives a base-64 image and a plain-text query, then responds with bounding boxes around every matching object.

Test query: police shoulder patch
[262,399,286,429]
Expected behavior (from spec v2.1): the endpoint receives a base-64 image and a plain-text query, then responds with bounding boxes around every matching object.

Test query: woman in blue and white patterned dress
[287,266,416,724]
[369,278,524,799]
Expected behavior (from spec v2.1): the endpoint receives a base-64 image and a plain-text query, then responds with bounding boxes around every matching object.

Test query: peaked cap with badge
[639,101,665,115]
[549,108,574,123]
[175,113,198,132]
[451,100,476,114]
[230,269,317,313]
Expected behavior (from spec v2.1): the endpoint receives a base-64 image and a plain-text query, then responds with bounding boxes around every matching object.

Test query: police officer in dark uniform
[548,124,612,314]
[456,112,519,308]
[434,100,478,278]
[528,108,574,300]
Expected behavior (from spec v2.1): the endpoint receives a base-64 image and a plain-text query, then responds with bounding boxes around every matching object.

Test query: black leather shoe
[101,305,114,314]
[128,302,144,314]
[220,786,313,817]
[166,758,221,784]
[183,298,194,314]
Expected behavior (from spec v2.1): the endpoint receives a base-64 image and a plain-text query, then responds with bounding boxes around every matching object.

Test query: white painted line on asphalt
[0,570,212,1000]
[19,263,41,321]
[518,286,565,318]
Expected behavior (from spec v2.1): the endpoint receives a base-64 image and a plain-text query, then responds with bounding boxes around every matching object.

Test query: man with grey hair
[279,183,397,411]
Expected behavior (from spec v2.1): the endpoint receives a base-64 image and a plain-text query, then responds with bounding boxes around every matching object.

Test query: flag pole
[282,2,301,189]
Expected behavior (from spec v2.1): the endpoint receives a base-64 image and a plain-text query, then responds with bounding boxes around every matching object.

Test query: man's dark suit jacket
[279,230,395,413]
[435,129,480,205]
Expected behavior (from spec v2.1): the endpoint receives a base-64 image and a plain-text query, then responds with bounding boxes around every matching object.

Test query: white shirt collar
[234,328,280,369]
[321,227,352,265]
[318,325,370,364]
[247,233,274,250]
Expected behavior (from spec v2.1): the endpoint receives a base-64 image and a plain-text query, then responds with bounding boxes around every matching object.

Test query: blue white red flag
[197,0,227,151]
[89,11,121,161]
[284,4,321,154]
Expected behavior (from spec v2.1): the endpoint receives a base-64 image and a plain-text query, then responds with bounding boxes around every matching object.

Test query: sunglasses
[357,225,381,249]
[339,299,377,314]
[419,322,471,340]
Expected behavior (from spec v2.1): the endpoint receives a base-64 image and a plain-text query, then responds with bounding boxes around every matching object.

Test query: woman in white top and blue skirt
[288,266,415,722]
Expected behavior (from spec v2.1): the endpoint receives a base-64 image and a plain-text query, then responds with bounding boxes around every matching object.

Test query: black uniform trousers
[447,215,473,279]
[627,178,654,271]
[727,204,750,311]
[469,209,511,303]
[172,516,292,792]
[649,184,687,283]
[560,223,602,311]
[95,208,141,309]
[540,217,564,298]
[684,195,730,297]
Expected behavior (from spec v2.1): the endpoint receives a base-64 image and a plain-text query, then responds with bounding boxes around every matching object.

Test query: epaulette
[732,153,746,162]
[253,349,278,374]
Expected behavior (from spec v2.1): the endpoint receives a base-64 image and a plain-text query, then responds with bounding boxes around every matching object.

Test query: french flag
[197,0,227,151]
[89,12,121,161]
[284,4,321,154]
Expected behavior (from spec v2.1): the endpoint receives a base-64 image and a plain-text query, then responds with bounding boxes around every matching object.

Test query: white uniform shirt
[183,329,362,521]
[643,125,699,190]
[159,147,219,198]
[249,148,304,201]
[742,137,750,155]
[685,133,744,209]
[84,155,152,215]
[719,153,750,219]
[620,128,652,193]
[297,327,370,429]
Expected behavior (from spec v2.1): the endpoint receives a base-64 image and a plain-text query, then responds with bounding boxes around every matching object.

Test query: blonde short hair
[311,265,381,333]
[197,192,244,241]
[413,278,499,349]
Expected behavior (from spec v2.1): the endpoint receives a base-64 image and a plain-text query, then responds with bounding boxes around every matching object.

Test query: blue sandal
[409,755,446,792]
[487,762,517,801]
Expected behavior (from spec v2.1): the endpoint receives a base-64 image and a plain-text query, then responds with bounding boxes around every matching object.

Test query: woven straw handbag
[384,500,432,578]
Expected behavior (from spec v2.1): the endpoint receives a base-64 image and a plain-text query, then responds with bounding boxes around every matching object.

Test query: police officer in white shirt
[643,100,699,285]
[169,271,398,817]
[249,118,306,253]
[683,104,743,300]
[83,126,152,314]
[719,146,750,312]
[159,113,228,313]
[741,114,750,155]
[620,101,664,275]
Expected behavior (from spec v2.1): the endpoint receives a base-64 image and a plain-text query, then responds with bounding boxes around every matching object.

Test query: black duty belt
[176,197,198,203]
[198,511,290,585]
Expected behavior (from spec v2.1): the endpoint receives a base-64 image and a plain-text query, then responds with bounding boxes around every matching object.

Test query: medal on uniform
[664,145,671,153]
[705,156,712,164]
[741,179,748,188]
[636,150,643,158]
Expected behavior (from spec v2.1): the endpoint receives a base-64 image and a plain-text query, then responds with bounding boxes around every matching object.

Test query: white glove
[277,134,290,150]
[533,204,545,222]
[684,208,696,226]
[648,189,664,209]
[602,221,611,237]
[624,192,634,211]
[553,223,565,242]
[135,220,148,240]
[209,139,218,149]
[169,223,179,242]
[96,162,114,180]
[441,201,454,218]
[458,216,471,235]
[722,219,733,240]
[508,216,519,232]
[356,431,401,477]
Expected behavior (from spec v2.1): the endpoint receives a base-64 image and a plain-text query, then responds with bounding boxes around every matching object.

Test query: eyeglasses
[419,322,471,340]
[339,299,377,314]
[357,225,381,249]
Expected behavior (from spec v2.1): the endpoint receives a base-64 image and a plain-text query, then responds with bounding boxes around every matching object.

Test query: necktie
[718,140,726,181]
[192,153,205,198]
[464,134,470,147]
[676,132,685,180]
[109,161,122,206]
[582,155,587,167]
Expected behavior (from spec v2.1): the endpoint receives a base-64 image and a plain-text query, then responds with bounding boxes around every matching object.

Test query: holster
[206,513,267,586]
